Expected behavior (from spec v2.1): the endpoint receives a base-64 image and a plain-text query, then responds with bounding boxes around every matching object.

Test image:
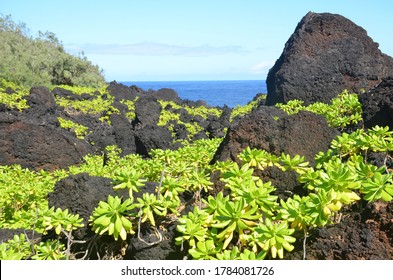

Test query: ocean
[121,80,267,108]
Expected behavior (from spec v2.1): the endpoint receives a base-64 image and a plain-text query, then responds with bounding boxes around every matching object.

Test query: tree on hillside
[0,15,106,88]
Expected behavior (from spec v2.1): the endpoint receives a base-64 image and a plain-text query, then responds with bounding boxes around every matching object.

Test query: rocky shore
[1,12,392,260]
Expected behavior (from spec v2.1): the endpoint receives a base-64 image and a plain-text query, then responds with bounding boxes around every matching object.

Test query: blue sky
[2,0,393,81]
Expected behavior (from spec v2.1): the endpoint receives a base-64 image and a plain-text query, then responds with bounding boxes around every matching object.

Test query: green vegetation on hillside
[0,79,29,111]
[0,15,106,88]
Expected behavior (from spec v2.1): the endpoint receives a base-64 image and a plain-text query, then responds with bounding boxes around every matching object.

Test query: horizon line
[114,79,267,83]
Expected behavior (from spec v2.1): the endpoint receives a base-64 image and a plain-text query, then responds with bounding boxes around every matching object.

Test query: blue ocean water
[121,80,267,108]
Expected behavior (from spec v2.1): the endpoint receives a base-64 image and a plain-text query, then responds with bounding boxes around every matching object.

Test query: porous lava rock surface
[286,201,393,260]
[47,173,121,240]
[0,120,91,171]
[0,86,92,171]
[213,106,339,165]
[359,77,393,129]
[266,12,393,106]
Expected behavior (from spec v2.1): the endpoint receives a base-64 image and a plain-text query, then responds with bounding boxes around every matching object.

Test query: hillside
[0,15,106,88]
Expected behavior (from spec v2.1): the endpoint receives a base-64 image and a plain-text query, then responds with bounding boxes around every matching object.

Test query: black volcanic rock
[213,106,339,166]
[0,117,91,171]
[48,173,117,239]
[135,125,174,156]
[266,12,393,106]
[25,86,58,124]
[109,113,137,155]
[107,81,141,102]
[134,95,161,128]
[359,77,393,129]
[151,88,181,103]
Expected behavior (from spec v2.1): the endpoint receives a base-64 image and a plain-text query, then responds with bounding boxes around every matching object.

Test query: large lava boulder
[134,95,162,128]
[266,12,393,106]
[25,86,58,124]
[135,125,174,156]
[48,173,128,240]
[213,106,339,165]
[106,81,140,102]
[0,118,91,171]
[359,77,393,129]
[0,86,92,171]
[109,113,137,156]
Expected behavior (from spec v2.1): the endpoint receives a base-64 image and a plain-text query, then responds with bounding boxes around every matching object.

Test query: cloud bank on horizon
[67,42,246,57]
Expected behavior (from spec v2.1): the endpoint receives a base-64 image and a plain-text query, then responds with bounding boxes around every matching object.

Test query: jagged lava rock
[25,86,58,124]
[135,125,174,156]
[134,95,161,128]
[266,12,393,106]
[151,88,181,103]
[109,113,137,156]
[106,81,140,102]
[213,106,339,165]
[0,121,90,170]
[48,173,128,240]
[359,77,393,129]
[285,201,393,260]
[0,86,92,171]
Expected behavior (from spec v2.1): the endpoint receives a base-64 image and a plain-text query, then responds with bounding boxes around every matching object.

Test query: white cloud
[66,42,246,57]
[250,60,275,74]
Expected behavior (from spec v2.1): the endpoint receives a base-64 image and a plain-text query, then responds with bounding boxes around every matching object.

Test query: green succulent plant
[221,162,258,183]
[278,153,310,174]
[188,169,213,193]
[112,168,147,199]
[38,207,84,235]
[239,248,267,260]
[306,189,342,227]
[314,158,361,205]
[361,172,393,202]
[0,234,31,260]
[32,240,66,260]
[212,198,261,249]
[175,207,209,248]
[89,195,135,241]
[202,192,229,219]
[160,176,185,197]
[188,239,221,260]
[135,193,174,227]
[231,179,278,218]
[276,90,362,129]
[238,147,278,170]
[279,195,313,231]
[250,219,296,259]
[0,79,29,111]
[230,96,264,121]
[57,117,89,139]
[215,245,242,260]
